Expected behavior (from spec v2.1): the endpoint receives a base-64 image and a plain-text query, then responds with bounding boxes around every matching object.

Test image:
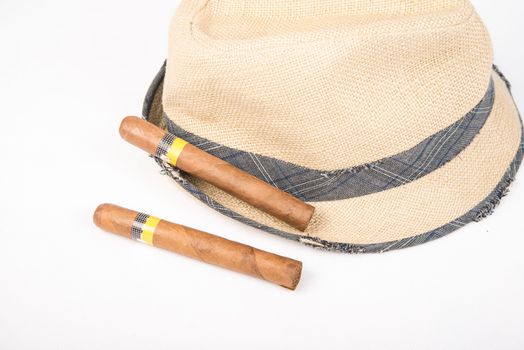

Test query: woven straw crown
[144,0,523,252]
[163,0,492,169]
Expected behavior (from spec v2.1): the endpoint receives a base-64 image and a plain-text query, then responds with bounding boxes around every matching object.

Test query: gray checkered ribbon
[145,64,522,252]
[163,79,494,202]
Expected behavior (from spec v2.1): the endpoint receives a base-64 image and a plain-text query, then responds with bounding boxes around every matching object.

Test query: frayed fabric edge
[150,134,523,254]
[144,65,523,253]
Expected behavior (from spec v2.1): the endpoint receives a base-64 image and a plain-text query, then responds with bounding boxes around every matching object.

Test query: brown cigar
[119,116,315,231]
[93,204,302,290]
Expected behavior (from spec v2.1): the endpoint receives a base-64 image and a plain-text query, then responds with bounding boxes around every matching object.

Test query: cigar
[119,116,315,232]
[93,204,302,290]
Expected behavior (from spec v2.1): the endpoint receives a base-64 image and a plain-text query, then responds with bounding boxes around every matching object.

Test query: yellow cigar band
[156,133,189,167]
[132,213,161,246]
[166,138,189,166]
[140,216,160,246]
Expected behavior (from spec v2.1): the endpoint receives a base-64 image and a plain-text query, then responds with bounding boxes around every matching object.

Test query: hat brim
[144,66,523,253]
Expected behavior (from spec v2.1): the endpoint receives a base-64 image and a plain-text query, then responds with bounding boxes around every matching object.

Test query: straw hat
[143,0,523,253]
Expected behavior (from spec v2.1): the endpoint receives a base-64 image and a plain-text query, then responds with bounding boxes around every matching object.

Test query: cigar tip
[93,203,113,228]
[119,116,139,139]
[292,205,315,232]
[287,260,303,291]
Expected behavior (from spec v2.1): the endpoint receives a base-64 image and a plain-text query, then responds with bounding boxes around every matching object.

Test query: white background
[1,1,523,349]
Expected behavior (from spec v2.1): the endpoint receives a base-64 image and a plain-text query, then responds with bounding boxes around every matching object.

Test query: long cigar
[93,204,302,290]
[119,116,315,232]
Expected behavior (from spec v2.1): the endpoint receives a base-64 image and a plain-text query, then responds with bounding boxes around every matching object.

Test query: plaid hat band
[142,0,523,252]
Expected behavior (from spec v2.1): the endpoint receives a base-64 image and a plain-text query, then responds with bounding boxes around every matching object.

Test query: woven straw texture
[186,74,521,245]
[148,0,523,251]
[146,71,522,249]
[163,0,492,169]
